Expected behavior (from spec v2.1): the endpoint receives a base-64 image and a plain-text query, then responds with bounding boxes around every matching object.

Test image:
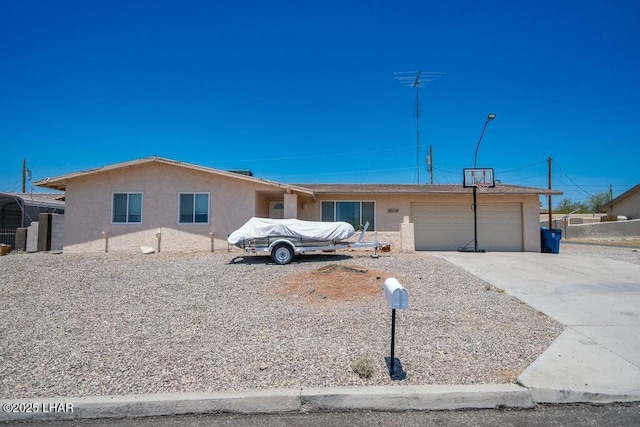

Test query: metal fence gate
[0,228,16,248]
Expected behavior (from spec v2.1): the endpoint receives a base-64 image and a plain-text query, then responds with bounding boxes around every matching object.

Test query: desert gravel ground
[561,241,640,265]
[1,250,567,399]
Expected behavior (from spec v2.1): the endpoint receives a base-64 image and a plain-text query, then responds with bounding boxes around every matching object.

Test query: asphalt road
[3,404,640,427]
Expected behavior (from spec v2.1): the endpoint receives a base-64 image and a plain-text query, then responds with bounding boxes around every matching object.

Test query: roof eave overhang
[601,184,640,210]
[33,156,316,196]
[310,189,564,196]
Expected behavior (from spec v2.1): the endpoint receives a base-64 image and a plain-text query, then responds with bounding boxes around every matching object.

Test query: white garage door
[411,202,523,251]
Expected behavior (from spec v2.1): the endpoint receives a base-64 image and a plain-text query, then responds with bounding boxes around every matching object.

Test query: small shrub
[351,357,375,379]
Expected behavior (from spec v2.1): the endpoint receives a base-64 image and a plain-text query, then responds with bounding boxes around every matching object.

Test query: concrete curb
[0,389,301,422]
[523,385,640,404]
[301,384,534,411]
[0,384,533,422]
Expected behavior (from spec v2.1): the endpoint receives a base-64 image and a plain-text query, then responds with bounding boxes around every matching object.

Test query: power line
[506,173,547,183]
[432,166,460,175]
[432,160,549,180]
[268,165,416,179]
[552,159,595,198]
[1,173,23,193]
[211,144,418,166]
[495,160,546,174]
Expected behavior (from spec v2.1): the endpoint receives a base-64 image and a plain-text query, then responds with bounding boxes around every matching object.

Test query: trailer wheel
[271,243,294,265]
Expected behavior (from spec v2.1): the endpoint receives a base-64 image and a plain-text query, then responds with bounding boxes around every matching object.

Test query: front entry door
[269,201,284,219]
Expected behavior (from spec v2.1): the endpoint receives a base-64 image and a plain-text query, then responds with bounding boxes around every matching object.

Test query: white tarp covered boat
[228,217,381,264]
[227,217,355,245]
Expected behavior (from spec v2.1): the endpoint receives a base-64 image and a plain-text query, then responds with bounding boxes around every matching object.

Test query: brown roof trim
[295,183,562,196]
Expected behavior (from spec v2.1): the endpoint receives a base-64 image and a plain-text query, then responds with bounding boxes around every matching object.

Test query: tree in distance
[555,191,611,214]
[587,191,612,213]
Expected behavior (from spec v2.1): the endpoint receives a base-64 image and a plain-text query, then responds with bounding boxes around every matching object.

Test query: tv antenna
[394,71,445,184]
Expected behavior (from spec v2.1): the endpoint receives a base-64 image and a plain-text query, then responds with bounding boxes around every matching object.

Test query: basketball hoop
[476,182,490,192]
[462,167,495,253]
[463,168,495,188]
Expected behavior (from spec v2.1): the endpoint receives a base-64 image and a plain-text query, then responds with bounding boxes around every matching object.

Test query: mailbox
[384,278,408,309]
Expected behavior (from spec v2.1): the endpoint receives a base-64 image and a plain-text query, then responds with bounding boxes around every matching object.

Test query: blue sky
[1,0,638,207]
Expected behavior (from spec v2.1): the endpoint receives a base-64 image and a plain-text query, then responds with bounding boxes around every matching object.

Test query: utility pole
[414,72,421,184]
[428,145,433,184]
[609,184,613,202]
[548,157,553,229]
[22,159,27,193]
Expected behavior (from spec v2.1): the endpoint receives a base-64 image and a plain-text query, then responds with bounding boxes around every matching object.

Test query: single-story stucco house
[34,156,561,253]
[601,183,640,220]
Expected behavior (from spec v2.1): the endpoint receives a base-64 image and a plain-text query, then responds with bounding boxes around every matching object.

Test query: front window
[179,193,209,224]
[112,193,142,224]
[321,201,375,230]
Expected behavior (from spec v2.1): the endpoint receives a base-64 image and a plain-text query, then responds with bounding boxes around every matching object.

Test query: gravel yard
[1,250,564,399]
[561,241,640,265]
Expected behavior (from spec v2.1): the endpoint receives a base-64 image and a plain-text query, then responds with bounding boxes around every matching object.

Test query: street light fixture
[474,113,496,168]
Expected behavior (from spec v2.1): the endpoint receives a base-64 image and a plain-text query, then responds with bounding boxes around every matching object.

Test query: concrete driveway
[433,250,640,403]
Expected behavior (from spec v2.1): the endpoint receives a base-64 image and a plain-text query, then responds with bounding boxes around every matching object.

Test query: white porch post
[284,193,298,219]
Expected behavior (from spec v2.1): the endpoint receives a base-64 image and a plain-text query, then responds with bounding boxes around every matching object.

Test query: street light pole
[472,113,496,252]
[474,113,496,168]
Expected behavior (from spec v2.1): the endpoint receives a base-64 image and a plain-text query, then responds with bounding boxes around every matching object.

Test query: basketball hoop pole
[473,186,479,252]
[471,114,496,252]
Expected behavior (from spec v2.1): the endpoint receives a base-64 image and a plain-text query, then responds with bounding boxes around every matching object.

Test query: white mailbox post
[383,278,408,380]
[384,277,408,309]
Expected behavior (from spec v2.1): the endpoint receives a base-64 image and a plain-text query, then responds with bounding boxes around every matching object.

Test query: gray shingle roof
[294,183,562,195]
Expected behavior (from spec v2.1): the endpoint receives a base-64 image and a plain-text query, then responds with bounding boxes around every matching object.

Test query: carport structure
[0,192,65,246]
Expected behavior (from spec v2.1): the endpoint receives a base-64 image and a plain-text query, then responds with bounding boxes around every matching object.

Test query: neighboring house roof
[296,183,562,196]
[0,192,66,209]
[601,183,640,212]
[33,156,315,196]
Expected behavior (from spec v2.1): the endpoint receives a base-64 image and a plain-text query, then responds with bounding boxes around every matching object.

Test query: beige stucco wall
[63,162,288,252]
[254,192,271,218]
[566,218,640,239]
[296,193,541,252]
[607,193,640,219]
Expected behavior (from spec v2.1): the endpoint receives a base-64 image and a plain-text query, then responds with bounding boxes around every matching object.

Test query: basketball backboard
[463,168,495,188]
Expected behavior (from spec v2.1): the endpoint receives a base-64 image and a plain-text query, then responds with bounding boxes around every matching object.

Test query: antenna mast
[394,70,445,184]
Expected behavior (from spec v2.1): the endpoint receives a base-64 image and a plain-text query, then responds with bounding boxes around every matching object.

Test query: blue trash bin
[540,228,562,254]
